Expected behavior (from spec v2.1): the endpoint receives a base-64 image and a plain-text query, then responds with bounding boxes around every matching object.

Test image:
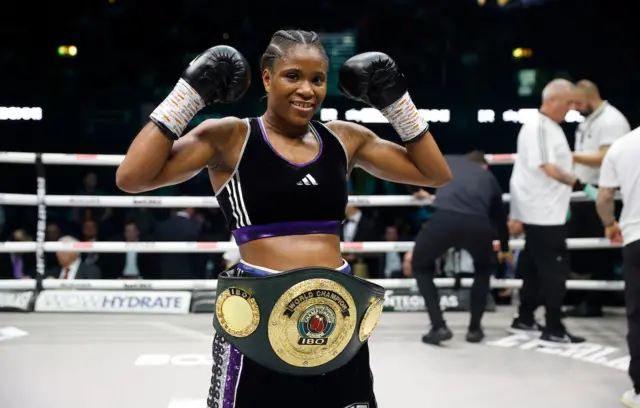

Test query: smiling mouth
[290,101,314,110]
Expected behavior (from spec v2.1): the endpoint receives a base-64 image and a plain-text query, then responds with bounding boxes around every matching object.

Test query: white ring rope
[0,152,125,166]
[0,152,516,166]
[0,191,617,207]
[0,238,620,254]
[0,277,624,292]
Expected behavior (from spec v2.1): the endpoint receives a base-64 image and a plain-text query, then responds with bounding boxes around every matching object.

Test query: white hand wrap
[380,91,429,143]
[150,78,205,138]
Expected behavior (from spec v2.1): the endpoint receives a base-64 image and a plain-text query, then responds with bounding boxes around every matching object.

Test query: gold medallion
[268,278,356,368]
[358,298,384,342]
[215,287,260,337]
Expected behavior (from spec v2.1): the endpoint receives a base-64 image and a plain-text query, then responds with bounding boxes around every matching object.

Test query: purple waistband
[232,221,341,245]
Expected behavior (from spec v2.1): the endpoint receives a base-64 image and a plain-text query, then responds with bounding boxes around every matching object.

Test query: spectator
[124,208,156,240]
[107,221,154,279]
[155,207,205,279]
[402,251,413,278]
[381,225,405,278]
[45,222,62,269]
[340,203,380,278]
[78,172,103,196]
[46,236,101,280]
[70,172,114,228]
[0,229,35,279]
[81,219,105,271]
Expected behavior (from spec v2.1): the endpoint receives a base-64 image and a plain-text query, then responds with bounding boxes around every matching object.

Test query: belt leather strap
[212,266,385,376]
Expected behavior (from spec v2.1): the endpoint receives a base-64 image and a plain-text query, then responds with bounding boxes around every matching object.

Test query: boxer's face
[263,45,328,127]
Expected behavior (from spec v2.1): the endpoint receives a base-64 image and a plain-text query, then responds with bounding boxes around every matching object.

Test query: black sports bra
[215,117,349,245]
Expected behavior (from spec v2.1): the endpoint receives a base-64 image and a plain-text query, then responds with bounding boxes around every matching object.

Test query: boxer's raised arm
[115,45,251,193]
[116,118,244,193]
[335,52,451,187]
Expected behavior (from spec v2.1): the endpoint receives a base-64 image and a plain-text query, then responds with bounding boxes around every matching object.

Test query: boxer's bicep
[355,136,433,185]
[153,117,244,187]
[117,117,242,193]
[351,125,449,187]
[327,121,428,185]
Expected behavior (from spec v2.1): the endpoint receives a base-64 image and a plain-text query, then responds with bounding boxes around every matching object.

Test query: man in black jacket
[411,151,510,345]
[155,208,205,279]
[340,203,381,278]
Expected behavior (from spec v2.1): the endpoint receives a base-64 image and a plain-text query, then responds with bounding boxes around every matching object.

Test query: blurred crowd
[0,168,436,281]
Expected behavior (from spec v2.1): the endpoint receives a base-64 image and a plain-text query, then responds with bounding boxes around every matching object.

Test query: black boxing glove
[338,52,429,143]
[150,45,251,139]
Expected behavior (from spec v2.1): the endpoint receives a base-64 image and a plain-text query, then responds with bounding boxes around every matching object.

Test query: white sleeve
[598,147,619,188]
[526,122,556,167]
[598,118,631,147]
[222,236,241,264]
[508,181,523,221]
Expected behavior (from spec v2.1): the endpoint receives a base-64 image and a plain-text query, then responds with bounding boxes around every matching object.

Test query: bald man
[509,79,586,346]
[566,80,630,318]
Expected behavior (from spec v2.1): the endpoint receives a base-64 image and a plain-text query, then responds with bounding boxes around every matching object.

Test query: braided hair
[260,30,329,72]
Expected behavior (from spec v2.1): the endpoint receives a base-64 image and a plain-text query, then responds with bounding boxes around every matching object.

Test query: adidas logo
[297,174,318,186]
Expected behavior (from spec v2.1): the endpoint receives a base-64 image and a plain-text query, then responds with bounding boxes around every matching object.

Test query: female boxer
[116,30,451,408]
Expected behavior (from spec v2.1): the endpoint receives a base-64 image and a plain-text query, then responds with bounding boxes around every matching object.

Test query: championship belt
[212,266,385,376]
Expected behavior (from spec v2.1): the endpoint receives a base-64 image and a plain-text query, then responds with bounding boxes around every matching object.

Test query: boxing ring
[0,151,631,408]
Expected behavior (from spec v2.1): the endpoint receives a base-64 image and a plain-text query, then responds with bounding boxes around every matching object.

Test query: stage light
[58,45,78,57]
[512,48,533,59]
[0,107,43,121]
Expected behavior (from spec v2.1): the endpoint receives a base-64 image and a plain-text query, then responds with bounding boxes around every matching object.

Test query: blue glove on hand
[573,179,599,201]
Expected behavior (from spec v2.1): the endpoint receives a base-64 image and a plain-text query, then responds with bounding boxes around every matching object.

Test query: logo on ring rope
[268,278,356,368]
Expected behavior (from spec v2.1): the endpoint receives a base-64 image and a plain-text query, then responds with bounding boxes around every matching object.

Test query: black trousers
[568,200,616,308]
[623,240,640,392]
[207,332,377,408]
[517,223,570,333]
[412,210,495,330]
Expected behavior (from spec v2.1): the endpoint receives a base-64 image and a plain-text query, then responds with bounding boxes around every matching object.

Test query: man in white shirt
[596,127,640,407]
[566,80,630,318]
[509,78,589,346]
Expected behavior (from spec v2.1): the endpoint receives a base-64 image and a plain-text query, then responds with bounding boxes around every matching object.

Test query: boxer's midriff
[239,234,343,272]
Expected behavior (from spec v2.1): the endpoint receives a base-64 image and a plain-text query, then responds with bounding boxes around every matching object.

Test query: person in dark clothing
[411,150,510,345]
[154,208,206,279]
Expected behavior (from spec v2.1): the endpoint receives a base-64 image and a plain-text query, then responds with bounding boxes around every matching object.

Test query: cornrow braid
[260,29,328,72]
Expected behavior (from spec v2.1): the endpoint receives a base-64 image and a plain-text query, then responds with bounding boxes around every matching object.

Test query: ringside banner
[382,288,496,312]
[35,290,191,314]
[0,291,34,312]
